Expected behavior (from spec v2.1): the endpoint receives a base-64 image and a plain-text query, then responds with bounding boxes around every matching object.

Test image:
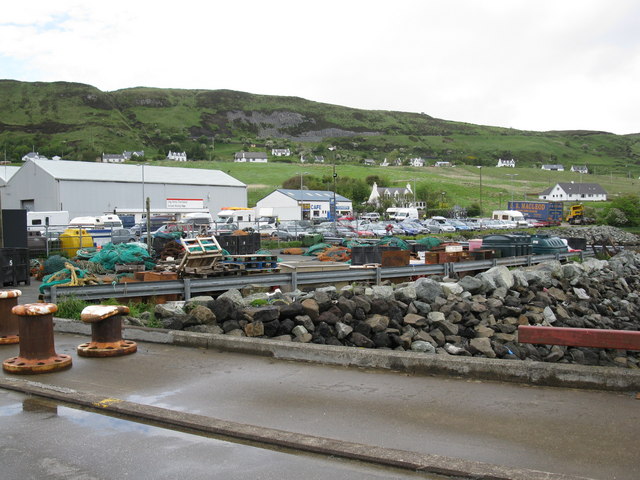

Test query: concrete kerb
[0,376,589,480]
[52,318,640,392]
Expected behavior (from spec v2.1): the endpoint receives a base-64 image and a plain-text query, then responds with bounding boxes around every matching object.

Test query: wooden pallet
[178,236,224,274]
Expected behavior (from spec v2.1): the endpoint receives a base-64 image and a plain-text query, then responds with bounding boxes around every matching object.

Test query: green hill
[1,80,639,176]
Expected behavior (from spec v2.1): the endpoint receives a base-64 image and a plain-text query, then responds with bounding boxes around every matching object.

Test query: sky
[1,1,638,135]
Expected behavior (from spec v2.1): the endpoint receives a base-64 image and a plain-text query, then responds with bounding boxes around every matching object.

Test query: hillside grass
[143,160,639,213]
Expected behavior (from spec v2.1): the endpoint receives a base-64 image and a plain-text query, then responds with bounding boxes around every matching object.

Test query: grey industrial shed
[2,159,247,218]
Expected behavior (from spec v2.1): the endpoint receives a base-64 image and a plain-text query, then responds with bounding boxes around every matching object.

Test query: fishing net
[89,243,155,271]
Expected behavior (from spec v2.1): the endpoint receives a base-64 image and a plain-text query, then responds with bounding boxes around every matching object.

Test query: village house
[271,148,291,157]
[408,157,425,167]
[234,152,268,163]
[363,159,376,166]
[571,165,589,174]
[21,152,48,162]
[496,158,515,168]
[101,153,126,163]
[367,182,414,207]
[538,182,607,202]
[434,161,452,167]
[167,151,187,162]
[541,164,564,171]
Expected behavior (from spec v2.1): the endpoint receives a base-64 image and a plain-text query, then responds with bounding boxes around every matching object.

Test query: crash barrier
[77,305,137,357]
[0,289,21,344]
[45,251,594,303]
[2,303,72,374]
[518,325,640,351]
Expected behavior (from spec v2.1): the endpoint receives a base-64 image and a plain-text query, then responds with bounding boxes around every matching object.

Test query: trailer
[507,201,563,223]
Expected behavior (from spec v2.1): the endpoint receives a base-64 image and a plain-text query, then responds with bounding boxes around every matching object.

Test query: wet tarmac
[0,390,438,480]
[1,333,638,479]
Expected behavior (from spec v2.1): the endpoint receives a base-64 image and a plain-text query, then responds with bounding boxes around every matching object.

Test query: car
[397,222,421,236]
[423,217,456,233]
[367,222,392,237]
[360,212,381,222]
[448,219,472,231]
[208,223,240,235]
[109,228,137,244]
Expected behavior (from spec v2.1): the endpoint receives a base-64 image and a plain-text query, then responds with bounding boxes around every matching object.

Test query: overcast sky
[1,1,638,134]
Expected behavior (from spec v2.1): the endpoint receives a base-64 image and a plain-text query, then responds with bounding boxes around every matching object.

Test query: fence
[44,251,594,303]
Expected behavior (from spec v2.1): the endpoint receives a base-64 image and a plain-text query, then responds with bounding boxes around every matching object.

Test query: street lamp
[506,173,518,203]
[298,171,309,221]
[476,166,483,215]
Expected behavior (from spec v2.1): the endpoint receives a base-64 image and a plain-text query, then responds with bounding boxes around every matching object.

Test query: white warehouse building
[256,189,352,221]
[2,159,247,218]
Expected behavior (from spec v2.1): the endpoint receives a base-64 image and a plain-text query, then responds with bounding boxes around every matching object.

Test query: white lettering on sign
[166,198,204,209]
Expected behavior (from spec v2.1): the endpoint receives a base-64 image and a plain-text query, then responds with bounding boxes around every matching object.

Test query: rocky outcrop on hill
[135,251,640,369]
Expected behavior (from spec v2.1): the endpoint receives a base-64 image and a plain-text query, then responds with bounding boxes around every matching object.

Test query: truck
[565,204,595,225]
[507,201,563,224]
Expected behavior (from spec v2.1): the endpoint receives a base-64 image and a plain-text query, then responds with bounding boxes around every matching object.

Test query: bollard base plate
[77,340,137,357]
[2,354,72,374]
[0,335,19,345]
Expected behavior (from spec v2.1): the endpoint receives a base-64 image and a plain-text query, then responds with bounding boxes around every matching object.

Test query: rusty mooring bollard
[3,303,72,374]
[77,305,137,357]
[0,289,21,344]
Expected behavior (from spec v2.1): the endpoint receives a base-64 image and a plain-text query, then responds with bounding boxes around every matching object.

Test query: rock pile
[544,225,640,246]
[133,251,640,369]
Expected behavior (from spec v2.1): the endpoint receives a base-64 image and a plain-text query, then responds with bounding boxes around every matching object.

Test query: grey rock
[372,285,395,300]
[469,337,496,358]
[413,278,444,303]
[365,314,390,332]
[335,322,353,340]
[410,341,436,354]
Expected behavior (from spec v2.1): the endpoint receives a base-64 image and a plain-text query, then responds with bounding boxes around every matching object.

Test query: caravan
[492,210,528,227]
[69,214,124,247]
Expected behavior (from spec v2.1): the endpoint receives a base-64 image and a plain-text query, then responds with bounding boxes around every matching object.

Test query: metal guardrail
[45,250,594,303]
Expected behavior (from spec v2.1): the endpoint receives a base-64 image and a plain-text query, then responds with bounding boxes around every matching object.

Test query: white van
[492,210,527,227]
[393,208,419,222]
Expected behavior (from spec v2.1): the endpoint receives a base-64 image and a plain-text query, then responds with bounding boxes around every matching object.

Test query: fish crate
[177,236,224,274]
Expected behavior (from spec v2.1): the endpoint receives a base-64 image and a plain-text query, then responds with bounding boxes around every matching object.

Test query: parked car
[448,219,472,231]
[423,217,456,233]
[110,228,137,244]
[367,222,392,237]
[397,222,421,236]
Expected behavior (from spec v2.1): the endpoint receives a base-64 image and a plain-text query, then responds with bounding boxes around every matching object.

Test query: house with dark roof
[541,164,565,171]
[101,153,126,163]
[538,182,607,202]
[367,182,415,207]
[570,165,589,174]
[234,152,267,163]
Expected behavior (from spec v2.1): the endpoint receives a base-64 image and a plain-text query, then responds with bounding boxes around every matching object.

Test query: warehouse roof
[28,159,245,187]
[0,166,19,185]
[277,189,351,202]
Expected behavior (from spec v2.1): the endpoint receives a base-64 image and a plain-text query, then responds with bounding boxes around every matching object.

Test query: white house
[409,157,424,167]
[124,151,145,160]
[234,152,268,163]
[571,165,589,174]
[271,148,291,157]
[363,159,376,166]
[167,151,187,162]
[434,161,452,167]
[538,182,607,202]
[256,189,352,221]
[21,152,48,162]
[541,164,564,171]
[496,158,515,168]
[102,153,126,163]
[367,182,415,208]
[380,158,390,167]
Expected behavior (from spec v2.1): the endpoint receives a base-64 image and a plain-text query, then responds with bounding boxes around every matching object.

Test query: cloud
[0,0,638,134]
